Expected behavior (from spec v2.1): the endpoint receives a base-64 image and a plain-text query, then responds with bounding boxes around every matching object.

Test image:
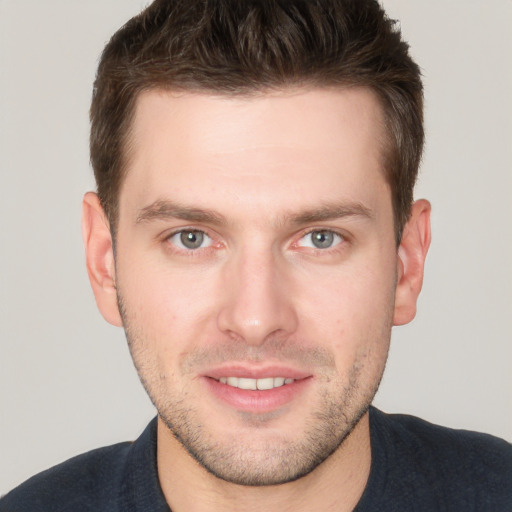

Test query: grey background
[1,0,511,494]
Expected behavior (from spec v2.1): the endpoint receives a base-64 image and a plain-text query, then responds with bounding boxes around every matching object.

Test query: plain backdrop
[1,0,511,495]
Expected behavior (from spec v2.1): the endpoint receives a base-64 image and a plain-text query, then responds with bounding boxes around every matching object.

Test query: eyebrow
[136,200,226,225]
[135,199,373,226]
[289,202,374,226]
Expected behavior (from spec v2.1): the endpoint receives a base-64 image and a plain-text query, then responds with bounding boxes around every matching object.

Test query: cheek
[295,259,395,358]
[120,247,217,313]
[300,259,395,321]
[115,250,220,352]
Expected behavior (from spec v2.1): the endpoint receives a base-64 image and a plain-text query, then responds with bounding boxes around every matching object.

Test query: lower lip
[203,377,312,413]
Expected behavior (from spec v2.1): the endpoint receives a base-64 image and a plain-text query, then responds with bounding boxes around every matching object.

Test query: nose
[216,248,299,346]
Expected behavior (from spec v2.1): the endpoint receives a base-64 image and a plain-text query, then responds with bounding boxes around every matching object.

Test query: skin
[83,87,431,512]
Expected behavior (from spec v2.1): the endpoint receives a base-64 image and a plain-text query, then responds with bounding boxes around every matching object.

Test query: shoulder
[374,408,512,471]
[367,407,512,509]
[0,441,132,512]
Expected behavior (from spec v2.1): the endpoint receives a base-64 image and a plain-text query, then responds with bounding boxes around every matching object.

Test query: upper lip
[203,364,311,380]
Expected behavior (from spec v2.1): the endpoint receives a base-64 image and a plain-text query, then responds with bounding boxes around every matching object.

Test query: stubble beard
[155,375,377,486]
[118,296,390,487]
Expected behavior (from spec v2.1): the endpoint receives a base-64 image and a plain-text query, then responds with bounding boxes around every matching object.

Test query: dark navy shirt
[2,408,511,511]
[1,418,169,512]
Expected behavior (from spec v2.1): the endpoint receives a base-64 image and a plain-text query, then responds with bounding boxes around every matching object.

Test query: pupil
[181,230,203,249]
[313,231,333,248]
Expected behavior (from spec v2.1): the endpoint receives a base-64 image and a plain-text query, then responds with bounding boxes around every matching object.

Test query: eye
[298,230,343,250]
[168,230,213,250]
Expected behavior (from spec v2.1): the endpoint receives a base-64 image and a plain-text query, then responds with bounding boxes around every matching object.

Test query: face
[96,88,407,485]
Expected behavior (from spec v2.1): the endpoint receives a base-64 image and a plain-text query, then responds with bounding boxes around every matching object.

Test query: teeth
[218,377,295,390]
[257,377,275,390]
[238,377,257,390]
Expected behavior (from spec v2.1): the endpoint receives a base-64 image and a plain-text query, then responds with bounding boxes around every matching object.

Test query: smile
[218,377,295,390]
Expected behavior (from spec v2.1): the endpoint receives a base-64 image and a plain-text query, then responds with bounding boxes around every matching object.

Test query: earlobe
[82,192,123,327]
[393,199,431,326]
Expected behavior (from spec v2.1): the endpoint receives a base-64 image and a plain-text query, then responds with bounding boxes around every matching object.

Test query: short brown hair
[90,0,423,240]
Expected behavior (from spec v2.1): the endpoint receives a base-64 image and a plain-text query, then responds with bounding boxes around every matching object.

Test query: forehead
[120,87,390,221]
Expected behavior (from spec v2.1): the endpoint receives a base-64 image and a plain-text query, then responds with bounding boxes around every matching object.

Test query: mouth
[202,367,312,413]
[216,376,295,390]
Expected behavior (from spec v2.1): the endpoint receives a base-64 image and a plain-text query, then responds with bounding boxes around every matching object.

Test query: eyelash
[293,228,347,253]
[163,228,218,255]
[162,227,348,256]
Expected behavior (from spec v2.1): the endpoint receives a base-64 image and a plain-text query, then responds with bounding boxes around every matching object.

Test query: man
[1,0,510,510]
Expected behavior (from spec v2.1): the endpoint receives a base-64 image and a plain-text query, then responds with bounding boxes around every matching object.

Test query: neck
[157,412,371,512]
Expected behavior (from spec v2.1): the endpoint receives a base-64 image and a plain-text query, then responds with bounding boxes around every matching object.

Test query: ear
[82,192,123,327]
[393,199,431,326]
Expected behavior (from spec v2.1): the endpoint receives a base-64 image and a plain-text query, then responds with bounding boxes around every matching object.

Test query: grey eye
[181,230,204,249]
[169,230,212,250]
[311,231,335,248]
[299,230,342,249]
